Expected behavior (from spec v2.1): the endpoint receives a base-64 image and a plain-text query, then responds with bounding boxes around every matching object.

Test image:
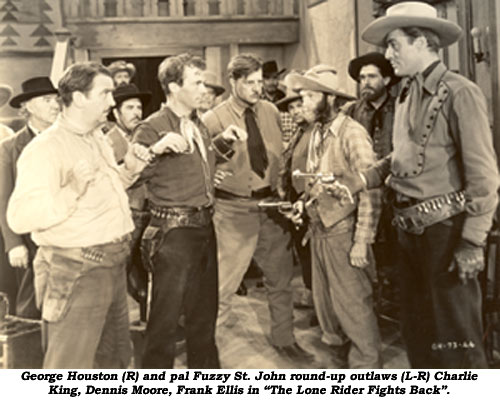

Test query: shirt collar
[228,95,258,118]
[422,61,447,95]
[316,113,346,139]
[27,122,41,136]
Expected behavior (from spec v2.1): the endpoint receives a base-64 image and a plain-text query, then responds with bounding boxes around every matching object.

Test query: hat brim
[276,94,301,112]
[114,92,152,107]
[348,54,400,87]
[264,68,287,78]
[205,84,225,97]
[288,73,356,101]
[0,85,13,108]
[9,89,58,109]
[362,16,462,48]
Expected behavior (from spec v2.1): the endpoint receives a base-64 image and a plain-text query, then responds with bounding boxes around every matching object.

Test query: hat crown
[386,1,438,18]
[203,71,218,86]
[113,83,140,98]
[21,76,56,94]
[304,65,339,91]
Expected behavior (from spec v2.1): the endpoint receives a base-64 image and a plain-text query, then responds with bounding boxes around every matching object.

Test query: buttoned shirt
[7,113,135,248]
[344,94,395,160]
[280,111,298,146]
[364,61,499,245]
[307,113,382,244]
[202,96,283,196]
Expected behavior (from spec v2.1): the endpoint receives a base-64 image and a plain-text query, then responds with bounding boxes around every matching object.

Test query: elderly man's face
[113,71,131,87]
[25,93,60,127]
[359,64,389,102]
[114,98,142,133]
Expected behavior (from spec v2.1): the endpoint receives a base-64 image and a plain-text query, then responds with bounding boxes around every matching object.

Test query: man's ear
[72,91,86,107]
[168,81,180,95]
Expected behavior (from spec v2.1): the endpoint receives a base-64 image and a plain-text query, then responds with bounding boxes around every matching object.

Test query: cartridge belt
[149,203,213,228]
[392,190,466,235]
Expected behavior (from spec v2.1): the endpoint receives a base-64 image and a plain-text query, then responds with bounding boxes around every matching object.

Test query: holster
[140,204,214,272]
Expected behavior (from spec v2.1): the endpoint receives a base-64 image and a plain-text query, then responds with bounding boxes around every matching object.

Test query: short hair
[157,53,206,95]
[400,27,440,53]
[227,53,262,81]
[58,62,112,107]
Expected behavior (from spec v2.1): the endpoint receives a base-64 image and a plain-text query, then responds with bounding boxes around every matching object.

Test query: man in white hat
[335,1,499,368]
[286,65,382,368]
[107,60,137,87]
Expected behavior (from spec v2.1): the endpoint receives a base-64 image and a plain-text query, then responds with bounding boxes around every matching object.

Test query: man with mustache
[203,53,312,363]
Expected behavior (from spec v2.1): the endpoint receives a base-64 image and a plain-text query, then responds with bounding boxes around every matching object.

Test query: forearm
[353,188,382,244]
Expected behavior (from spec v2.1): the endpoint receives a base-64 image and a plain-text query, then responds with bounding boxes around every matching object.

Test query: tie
[244,108,268,178]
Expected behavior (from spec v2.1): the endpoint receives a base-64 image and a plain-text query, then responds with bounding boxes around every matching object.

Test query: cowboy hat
[112,83,151,107]
[348,52,400,87]
[107,60,136,78]
[275,88,301,112]
[362,1,462,48]
[287,65,356,100]
[202,71,225,96]
[9,77,58,109]
[263,60,286,78]
[0,84,12,108]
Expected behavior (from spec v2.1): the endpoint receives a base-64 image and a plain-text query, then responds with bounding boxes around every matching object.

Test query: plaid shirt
[307,113,382,244]
[280,111,298,146]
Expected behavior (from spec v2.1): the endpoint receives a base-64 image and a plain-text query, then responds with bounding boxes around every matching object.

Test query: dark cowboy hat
[362,1,462,48]
[263,60,286,78]
[348,52,400,87]
[203,71,225,96]
[112,83,151,107]
[10,77,58,108]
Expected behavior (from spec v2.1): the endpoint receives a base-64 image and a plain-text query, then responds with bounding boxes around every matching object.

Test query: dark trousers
[397,214,488,368]
[141,223,220,369]
[291,223,312,290]
[0,234,40,319]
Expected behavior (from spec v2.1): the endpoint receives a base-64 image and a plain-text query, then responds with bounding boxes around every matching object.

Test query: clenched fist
[221,125,248,143]
[8,245,28,268]
[71,159,95,197]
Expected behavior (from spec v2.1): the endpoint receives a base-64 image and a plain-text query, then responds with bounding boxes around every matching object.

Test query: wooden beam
[66,17,299,47]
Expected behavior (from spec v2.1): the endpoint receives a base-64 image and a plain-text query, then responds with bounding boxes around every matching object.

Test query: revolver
[257,200,294,214]
[292,169,336,184]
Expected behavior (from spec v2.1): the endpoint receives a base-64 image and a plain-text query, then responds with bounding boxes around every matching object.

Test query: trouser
[141,222,220,369]
[397,214,488,368]
[291,221,312,290]
[34,241,132,369]
[0,234,39,319]
[311,227,381,368]
[213,197,295,346]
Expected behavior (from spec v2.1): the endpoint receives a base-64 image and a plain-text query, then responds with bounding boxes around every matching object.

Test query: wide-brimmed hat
[0,84,12,108]
[362,1,462,48]
[263,60,286,78]
[10,77,58,108]
[348,52,400,87]
[107,60,136,78]
[287,65,355,100]
[203,71,225,96]
[113,83,151,107]
[275,88,301,112]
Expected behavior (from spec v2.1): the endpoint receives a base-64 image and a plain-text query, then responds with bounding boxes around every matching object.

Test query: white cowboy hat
[287,65,355,100]
[0,84,13,108]
[362,1,462,48]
